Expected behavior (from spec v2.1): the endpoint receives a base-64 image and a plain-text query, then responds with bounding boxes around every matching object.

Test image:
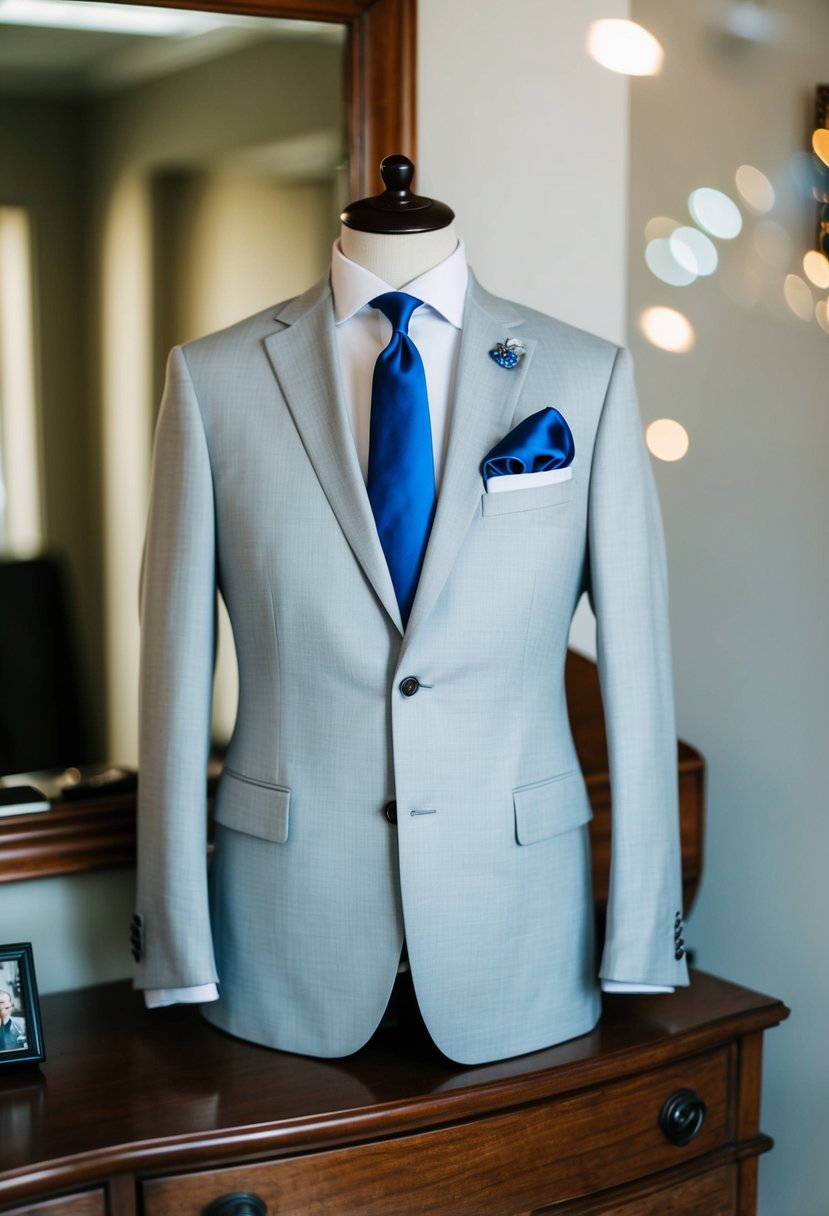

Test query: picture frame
[0,943,45,1068]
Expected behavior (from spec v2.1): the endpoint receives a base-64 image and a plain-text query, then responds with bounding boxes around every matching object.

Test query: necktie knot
[370,291,423,336]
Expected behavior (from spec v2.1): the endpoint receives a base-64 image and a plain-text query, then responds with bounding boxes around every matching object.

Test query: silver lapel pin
[489,338,527,369]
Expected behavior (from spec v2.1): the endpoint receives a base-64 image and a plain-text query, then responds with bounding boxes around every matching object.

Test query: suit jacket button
[675,946,686,960]
[399,677,420,697]
[383,801,398,824]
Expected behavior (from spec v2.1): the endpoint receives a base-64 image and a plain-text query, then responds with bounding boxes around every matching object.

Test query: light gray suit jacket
[135,271,689,1065]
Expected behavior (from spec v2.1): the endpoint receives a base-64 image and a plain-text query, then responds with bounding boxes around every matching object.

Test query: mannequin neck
[338,222,458,288]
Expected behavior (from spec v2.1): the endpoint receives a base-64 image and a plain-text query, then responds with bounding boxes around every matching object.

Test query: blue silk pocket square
[481,407,575,486]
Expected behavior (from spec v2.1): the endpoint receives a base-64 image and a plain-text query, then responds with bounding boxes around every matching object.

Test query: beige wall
[417,0,629,341]
[628,3,829,1211]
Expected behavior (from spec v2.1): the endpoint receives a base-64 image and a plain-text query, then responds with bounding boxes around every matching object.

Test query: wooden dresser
[0,652,786,1212]
[0,973,787,1215]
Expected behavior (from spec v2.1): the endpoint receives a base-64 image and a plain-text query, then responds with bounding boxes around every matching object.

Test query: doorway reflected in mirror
[0,2,347,770]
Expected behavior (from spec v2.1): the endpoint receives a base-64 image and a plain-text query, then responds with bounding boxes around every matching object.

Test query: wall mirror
[0,0,415,808]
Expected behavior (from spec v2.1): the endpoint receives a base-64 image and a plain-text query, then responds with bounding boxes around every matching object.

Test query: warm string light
[592,21,829,465]
[783,274,814,322]
[735,165,775,213]
[643,162,829,339]
[813,129,829,170]
[802,251,829,289]
[646,419,690,463]
[586,19,664,76]
[639,307,695,354]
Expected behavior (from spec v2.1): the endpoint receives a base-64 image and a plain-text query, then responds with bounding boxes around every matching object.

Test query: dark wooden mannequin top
[340,154,455,234]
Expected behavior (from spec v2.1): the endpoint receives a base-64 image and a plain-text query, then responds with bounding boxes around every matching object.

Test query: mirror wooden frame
[0,0,417,884]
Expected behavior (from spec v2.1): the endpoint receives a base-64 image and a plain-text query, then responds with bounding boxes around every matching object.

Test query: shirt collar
[330,236,468,328]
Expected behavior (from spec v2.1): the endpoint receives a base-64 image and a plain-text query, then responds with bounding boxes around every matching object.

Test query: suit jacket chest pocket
[481,478,574,518]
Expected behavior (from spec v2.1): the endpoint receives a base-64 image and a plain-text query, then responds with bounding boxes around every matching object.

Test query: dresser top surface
[0,970,787,1194]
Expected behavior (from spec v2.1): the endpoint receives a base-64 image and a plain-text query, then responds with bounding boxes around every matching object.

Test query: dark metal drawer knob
[204,1194,267,1216]
[659,1088,707,1146]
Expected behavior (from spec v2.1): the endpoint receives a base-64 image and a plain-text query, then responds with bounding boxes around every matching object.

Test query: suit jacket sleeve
[134,345,219,991]
[587,346,690,988]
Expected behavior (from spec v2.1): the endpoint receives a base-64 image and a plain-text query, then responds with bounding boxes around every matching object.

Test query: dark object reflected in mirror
[0,555,95,777]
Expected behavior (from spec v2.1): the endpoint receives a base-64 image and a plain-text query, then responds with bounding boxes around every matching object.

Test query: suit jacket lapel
[264,277,403,634]
[401,274,537,651]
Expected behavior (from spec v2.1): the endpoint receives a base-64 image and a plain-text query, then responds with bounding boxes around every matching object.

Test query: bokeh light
[646,418,690,462]
[688,187,743,239]
[790,150,829,202]
[735,164,775,213]
[644,216,680,242]
[719,257,762,307]
[645,239,697,286]
[753,220,792,269]
[670,227,719,276]
[803,250,829,289]
[813,129,829,170]
[783,274,813,321]
[640,306,695,353]
[816,299,829,334]
[586,19,664,75]
[723,1,783,43]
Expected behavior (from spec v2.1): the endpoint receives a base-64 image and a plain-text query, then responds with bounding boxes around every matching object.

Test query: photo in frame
[0,943,45,1068]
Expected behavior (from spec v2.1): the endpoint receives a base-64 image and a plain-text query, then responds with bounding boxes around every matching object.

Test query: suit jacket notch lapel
[264,282,403,634]
[401,279,537,650]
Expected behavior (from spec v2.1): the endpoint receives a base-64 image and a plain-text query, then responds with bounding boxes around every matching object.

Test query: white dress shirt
[146,241,670,1007]
[330,235,468,489]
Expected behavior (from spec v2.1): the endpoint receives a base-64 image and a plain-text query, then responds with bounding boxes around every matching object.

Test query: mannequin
[133,155,688,1064]
[338,155,457,285]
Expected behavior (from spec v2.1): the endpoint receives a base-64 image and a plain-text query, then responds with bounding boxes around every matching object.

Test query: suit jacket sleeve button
[129,913,145,961]
[675,946,686,960]
[383,801,398,824]
[399,677,420,697]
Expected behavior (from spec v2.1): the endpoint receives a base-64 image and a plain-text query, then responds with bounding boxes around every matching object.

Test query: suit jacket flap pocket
[214,768,290,843]
[513,770,592,845]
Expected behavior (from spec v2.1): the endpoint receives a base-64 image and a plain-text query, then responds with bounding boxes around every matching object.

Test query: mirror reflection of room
[0,0,346,779]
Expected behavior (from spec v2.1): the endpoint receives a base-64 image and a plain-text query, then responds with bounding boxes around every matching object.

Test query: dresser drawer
[0,1190,105,1216]
[142,1048,730,1215]
[548,1163,736,1215]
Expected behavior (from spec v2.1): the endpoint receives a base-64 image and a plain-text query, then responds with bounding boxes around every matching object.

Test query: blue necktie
[367,292,436,626]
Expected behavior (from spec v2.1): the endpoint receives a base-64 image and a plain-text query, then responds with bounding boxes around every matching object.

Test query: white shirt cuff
[601,981,675,994]
[144,984,219,1008]
[144,978,672,1009]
